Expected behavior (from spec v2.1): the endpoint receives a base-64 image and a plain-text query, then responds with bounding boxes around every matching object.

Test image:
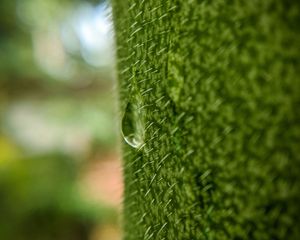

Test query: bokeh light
[0,0,122,239]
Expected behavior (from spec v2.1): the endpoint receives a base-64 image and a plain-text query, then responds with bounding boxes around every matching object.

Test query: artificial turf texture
[112,0,300,239]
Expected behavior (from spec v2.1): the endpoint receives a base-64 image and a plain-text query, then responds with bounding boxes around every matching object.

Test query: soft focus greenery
[0,154,116,240]
[0,0,118,239]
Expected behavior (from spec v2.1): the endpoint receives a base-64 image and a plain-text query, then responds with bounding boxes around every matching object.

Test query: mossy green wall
[112,0,300,239]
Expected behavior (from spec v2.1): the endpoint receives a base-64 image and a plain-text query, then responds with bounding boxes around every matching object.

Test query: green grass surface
[112,1,300,239]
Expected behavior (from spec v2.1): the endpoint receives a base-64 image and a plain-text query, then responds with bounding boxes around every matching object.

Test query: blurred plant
[0,0,121,239]
[0,153,117,240]
[0,0,117,156]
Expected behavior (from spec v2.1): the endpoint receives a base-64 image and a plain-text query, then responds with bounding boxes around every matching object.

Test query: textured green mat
[112,1,300,239]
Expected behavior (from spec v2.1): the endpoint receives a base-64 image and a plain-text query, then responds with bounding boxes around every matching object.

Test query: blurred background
[0,0,122,239]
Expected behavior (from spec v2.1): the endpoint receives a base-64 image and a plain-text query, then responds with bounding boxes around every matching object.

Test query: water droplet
[121,102,144,149]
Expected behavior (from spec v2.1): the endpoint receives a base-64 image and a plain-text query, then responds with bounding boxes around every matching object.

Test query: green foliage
[0,0,117,152]
[112,0,300,239]
[0,154,117,240]
[0,0,119,239]
[0,0,114,99]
